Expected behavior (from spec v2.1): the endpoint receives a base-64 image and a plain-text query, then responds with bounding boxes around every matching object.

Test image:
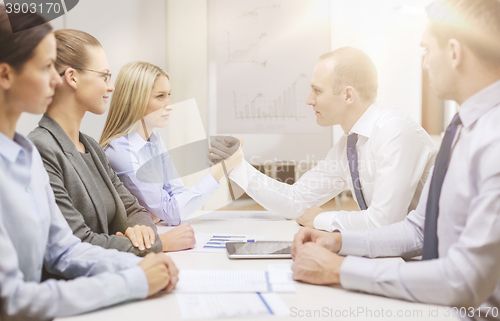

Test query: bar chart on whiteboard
[209,0,331,134]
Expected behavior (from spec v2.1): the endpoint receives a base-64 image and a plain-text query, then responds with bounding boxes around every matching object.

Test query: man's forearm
[338,211,424,258]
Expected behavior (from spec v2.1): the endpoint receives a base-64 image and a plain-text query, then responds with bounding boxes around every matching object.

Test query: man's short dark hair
[426,0,500,65]
[319,47,378,103]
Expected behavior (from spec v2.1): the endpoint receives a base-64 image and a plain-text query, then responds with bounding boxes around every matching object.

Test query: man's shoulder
[374,108,425,136]
[475,104,500,132]
[375,107,417,127]
[370,108,435,152]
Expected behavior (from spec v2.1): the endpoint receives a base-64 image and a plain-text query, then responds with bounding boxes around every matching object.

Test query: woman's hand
[116,225,156,251]
[159,223,196,252]
[222,142,244,172]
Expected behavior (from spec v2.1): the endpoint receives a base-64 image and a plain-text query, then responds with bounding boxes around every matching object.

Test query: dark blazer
[28,114,162,256]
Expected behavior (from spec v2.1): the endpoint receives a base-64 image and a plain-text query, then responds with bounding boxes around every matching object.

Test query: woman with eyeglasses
[28,29,196,253]
[0,7,177,321]
[99,61,243,226]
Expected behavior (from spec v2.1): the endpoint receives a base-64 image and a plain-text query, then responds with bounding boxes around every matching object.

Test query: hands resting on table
[139,253,178,297]
[116,222,196,252]
[122,224,193,298]
[135,227,344,298]
[209,135,346,286]
[291,228,345,285]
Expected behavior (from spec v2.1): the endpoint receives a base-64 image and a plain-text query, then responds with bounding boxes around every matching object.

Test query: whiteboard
[208,0,331,134]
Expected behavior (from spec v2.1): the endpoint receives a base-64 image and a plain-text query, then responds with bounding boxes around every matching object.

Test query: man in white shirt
[210,47,437,231]
[290,0,500,316]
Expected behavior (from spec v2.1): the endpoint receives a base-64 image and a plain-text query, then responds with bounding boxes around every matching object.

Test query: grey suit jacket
[28,114,162,256]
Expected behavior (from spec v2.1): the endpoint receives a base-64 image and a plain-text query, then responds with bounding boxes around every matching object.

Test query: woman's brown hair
[0,4,52,70]
[53,29,102,73]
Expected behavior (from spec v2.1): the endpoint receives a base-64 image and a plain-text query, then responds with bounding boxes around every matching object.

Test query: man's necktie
[347,133,368,210]
[422,113,462,260]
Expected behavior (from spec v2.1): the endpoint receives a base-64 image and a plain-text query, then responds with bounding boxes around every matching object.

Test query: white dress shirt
[230,103,437,231]
[0,132,148,320]
[338,80,500,318]
[105,131,220,225]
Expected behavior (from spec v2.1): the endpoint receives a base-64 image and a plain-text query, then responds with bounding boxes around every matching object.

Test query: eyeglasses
[60,67,112,83]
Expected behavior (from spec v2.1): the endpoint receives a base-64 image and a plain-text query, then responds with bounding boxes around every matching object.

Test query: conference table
[57,212,460,321]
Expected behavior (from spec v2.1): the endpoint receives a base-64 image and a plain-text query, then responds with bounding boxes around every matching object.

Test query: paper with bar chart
[209,0,330,133]
[186,233,265,253]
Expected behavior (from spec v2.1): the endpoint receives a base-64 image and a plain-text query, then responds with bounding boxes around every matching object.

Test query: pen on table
[212,235,245,238]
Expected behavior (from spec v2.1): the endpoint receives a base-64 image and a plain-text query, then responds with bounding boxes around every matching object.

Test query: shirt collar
[127,130,159,151]
[349,102,383,138]
[0,131,33,163]
[459,79,500,128]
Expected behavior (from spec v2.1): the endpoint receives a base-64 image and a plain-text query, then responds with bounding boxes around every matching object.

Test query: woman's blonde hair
[99,61,169,147]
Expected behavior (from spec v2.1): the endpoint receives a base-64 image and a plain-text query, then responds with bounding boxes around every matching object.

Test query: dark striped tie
[422,113,462,260]
[347,133,368,210]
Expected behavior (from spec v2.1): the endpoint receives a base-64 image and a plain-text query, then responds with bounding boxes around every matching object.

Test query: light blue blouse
[105,131,220,225]
[0,132,148,320]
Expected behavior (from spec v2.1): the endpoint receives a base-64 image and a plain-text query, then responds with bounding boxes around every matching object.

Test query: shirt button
[26,187,30,192]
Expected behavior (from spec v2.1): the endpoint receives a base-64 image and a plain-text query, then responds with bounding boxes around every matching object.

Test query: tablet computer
[226,241,292,259]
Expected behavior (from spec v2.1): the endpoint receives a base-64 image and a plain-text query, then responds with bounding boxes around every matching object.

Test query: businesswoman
[28,30,195,253]
[0,7,177,320]
[100,61,243,225]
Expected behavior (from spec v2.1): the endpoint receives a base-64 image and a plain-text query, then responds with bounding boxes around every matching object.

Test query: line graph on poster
[232,73,309,121]
[227,32,267,66]
[209,0,330,134]
[223,4,281,26]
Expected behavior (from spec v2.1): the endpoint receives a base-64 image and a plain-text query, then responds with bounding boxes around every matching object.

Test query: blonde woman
[28,30,194,253]
[100,61,243,225]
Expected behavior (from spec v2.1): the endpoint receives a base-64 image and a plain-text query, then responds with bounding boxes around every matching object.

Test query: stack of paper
[176,293,289,319]
[175,264,295,319]
[175,267,295,293]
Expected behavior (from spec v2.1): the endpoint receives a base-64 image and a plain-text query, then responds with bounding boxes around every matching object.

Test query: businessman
[291,0,500,315]
[210,47,437,231]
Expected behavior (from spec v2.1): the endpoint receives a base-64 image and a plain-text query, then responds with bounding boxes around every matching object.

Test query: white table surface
[57,213,460,321]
